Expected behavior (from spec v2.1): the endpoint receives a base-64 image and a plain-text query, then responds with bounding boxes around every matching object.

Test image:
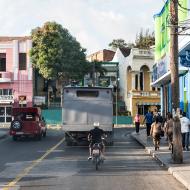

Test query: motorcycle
[91,142,104,170]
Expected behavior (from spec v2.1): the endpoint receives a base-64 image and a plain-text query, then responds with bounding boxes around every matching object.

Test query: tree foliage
[30,21,88,82]
[88,61,107,76]
[135,29,155,49]
[109,39,134,50]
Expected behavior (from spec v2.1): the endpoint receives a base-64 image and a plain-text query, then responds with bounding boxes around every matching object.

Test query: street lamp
[115,62,119,127]
[115,77,120,127]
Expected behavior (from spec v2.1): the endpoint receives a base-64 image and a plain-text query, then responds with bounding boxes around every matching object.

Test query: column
[131,72,136,90]
[27,40,32,80]
[13,40,18,80]
[149,71,152,91]
[138,73,140,91]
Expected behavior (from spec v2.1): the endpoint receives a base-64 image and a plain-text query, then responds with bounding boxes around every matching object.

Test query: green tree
[135,29,155,49]
[87,61,107,86]
[109,39,134,51]
[30,21,88,83]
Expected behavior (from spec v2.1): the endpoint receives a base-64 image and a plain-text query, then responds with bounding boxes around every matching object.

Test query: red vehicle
[9,107,47,141]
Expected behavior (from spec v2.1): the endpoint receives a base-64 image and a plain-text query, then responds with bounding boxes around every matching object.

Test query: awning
[151,66,188,87]
[137,102,160,106]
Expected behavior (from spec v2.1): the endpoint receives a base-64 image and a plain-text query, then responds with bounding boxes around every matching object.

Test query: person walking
[165,113,173,150]
[143,110,153,137]
[150,117,162,151]
[134,113,140,134]
[180,112,190,151]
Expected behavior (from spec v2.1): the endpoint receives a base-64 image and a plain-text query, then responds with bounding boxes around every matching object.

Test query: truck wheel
[105,132,114,146]
[43,131,46,137]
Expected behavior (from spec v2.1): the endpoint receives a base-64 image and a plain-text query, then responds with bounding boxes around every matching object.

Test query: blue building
[152,0,190,117]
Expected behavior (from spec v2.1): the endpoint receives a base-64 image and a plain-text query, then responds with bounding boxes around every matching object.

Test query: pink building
[0,37,33,123]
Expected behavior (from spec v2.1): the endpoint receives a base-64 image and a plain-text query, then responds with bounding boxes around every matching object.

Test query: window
[76,90,99,97]
[0,89,13,95]
[140,72,143,90]
[138,105,149,115]
[135,74,138,90]
[152,87,155,91]
[0,53,6,71]
[19,53,26,70]
[184,76,187,88]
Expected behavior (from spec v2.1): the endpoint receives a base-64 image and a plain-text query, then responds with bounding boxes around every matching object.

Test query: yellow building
[112,48,160,122]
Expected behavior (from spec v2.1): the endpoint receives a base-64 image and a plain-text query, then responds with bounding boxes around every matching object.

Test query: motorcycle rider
[88,122,106,160]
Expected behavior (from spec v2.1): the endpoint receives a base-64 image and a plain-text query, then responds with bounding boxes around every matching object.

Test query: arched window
[135,74,138,90]
[140,71,143,90]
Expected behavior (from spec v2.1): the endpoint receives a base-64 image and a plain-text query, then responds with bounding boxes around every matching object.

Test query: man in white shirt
[180,112,190,151]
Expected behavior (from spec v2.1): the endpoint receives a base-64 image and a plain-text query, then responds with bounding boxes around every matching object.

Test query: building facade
[152,0,189,117]
[86,49,118,87]
[0,37,33,123]
[113,47,160,120]
[86,49,115,62]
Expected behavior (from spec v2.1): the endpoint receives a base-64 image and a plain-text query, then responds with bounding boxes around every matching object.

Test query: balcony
[127,90,160,98]
[0,72,12,82]
[132,49,154,58]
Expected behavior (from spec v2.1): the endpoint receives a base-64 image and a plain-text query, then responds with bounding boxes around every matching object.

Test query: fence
[113,116,132,124]
[42,108,132,125]
[42,108,62,124]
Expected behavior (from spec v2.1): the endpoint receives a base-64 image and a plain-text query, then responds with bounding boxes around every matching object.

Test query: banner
[154,0,188,62]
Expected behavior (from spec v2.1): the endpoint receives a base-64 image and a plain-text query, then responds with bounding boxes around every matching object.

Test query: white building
[112,47,160,119]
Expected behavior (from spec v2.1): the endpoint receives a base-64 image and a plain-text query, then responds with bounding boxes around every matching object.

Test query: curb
[131,133,190,190]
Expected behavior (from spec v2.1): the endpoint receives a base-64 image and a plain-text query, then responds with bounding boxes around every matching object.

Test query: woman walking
[150,117,162,151]
[134,113,140,134]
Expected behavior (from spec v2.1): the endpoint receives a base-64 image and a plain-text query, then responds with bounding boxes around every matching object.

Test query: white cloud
[0,0,164,54]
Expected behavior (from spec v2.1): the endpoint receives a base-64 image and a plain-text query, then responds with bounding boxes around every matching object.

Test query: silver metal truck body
[62,87,113,145]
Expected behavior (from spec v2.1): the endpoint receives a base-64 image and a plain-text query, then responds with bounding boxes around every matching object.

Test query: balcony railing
[132,49,154,58]
[0,72,12,82]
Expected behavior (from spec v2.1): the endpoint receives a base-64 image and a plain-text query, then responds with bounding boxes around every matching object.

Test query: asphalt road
[0,127,186,190]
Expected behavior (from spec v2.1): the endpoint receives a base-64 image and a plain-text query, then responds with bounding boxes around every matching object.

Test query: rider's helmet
[93,122,100,128]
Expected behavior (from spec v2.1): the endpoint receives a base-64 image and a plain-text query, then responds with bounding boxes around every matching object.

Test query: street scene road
[0,127,185,190]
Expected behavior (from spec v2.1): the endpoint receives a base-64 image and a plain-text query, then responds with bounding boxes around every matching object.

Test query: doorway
[0,106,12,123]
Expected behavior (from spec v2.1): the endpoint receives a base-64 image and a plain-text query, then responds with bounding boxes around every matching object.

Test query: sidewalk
[131,129,190,190]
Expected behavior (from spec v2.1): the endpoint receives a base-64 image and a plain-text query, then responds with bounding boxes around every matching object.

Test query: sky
[0,0,165,55]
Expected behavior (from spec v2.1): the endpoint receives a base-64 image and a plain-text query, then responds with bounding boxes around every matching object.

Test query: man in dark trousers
[143,110,153,137]
[88,122,106,160]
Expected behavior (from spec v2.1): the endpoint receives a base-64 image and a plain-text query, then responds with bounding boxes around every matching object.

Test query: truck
[62,86,114,146]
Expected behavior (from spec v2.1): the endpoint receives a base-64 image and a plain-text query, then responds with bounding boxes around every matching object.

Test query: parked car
[9,107,47,141]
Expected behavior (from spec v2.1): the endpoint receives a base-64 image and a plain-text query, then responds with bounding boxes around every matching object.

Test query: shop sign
[157,55,168,78]
[33,96,45,105]
[180,54,190,67]
[19,96,27,104]
[0,95,14,103]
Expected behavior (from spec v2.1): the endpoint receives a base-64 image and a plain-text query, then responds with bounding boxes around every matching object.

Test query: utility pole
[170,0,183,163]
